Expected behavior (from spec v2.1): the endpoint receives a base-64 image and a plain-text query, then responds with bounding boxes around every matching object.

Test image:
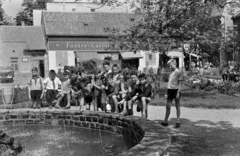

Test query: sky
[2,0,23,19]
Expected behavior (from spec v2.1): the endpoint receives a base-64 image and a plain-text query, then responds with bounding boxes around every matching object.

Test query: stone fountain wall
[0,110,170,156]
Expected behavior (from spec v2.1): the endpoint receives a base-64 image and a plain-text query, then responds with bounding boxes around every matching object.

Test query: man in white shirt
[161,59,183,128]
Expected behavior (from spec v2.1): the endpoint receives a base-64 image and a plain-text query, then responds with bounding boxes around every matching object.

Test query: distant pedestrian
[161,59,183,128]
[28,67,44,109]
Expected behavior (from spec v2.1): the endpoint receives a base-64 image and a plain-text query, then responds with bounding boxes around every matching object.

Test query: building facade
[0,26,46,83]
[42,11,146,73]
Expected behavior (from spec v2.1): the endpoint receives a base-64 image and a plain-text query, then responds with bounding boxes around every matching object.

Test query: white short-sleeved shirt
[28,76,43,91]
[43,77,62,90]
[167,69,182,89]
[62,79,70,94]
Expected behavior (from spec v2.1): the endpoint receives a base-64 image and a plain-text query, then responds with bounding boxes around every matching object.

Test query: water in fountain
[0,115,137,156]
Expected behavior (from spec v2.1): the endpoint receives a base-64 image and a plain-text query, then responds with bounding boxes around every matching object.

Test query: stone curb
[0,109,170,156]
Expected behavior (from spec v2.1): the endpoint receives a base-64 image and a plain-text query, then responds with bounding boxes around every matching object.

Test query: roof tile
[42,11,135,36]
[0,26,46,50]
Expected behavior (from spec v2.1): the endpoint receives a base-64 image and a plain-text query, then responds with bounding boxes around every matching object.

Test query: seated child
[135,73,152,118]
[43,70,62,109]
[55,72,71,109]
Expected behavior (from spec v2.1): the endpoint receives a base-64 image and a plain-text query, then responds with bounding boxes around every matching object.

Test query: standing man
[161,59,183,128]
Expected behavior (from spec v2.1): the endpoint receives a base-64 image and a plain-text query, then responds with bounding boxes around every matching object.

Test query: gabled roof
[42,11,136,36]
[0,26,46,50]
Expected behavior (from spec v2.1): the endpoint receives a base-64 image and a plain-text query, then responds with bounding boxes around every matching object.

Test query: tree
[0,0,12,25]
[104,0,240,65]
[15,0,52,26]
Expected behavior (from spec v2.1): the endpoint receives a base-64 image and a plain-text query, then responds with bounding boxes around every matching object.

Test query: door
[39,60,45,78]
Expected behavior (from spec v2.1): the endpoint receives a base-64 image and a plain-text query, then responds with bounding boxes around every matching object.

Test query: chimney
[21,21,25,26]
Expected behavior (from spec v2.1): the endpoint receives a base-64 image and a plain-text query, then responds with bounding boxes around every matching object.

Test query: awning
[167,51,185,58]
[120,52,143,60]
[76,52,99,62]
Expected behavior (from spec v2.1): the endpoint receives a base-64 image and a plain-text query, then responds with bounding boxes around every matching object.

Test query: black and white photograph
[0,0,240,155]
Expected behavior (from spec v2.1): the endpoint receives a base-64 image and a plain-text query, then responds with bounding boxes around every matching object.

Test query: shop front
[47,38,121,72]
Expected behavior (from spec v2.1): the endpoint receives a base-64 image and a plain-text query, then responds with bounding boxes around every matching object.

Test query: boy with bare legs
[161,59,182,128]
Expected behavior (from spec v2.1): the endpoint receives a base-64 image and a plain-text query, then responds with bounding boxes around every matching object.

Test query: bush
[161,72,170,82]
[200,78,210,89]
[204,86,215,91]
[12,87,29,104]
[217,81,240,96]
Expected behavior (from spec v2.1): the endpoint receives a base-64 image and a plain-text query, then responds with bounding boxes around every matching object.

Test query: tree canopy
[15,0,52,26]
[105,0,240,57]
[0,0,12,25]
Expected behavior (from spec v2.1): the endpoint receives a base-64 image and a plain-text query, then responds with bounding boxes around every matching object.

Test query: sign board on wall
[49,41,111,51]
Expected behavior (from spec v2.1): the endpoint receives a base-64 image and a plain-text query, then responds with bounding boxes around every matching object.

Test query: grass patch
[151,81,240,109]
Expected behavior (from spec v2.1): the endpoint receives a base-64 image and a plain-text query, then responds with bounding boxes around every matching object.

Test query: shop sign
[49,41,111,51]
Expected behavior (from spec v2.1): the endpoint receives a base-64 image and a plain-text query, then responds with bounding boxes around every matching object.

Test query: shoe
[161,122,169,127]
[175,122,181,128]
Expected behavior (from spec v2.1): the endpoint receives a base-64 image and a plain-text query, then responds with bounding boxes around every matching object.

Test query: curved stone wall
[0,109,170,156]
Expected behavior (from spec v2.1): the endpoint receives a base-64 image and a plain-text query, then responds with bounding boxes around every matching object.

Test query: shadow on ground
[154,118,240,156]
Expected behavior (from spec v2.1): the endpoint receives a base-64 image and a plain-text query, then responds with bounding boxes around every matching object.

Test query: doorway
[39,60,45,78]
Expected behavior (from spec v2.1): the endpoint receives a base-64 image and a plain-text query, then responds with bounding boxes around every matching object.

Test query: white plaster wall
[68,51,75,66]
[48,51,57,72]
[33,10,43,26]
[138,51,159,73]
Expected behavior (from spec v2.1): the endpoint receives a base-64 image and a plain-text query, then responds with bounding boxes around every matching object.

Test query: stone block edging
[0,109,170,156]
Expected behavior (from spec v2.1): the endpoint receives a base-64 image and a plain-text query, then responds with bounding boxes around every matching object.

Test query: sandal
[55,105,61,109]
[120,111,128,116]
[65,105,70,109]
[141,114,147,119]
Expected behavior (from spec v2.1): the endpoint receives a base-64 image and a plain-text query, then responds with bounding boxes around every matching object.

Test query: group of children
[28,62,153,118]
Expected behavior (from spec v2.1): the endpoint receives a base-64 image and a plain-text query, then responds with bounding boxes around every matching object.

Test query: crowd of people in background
[28,61,154,119]
[221,61,240,82]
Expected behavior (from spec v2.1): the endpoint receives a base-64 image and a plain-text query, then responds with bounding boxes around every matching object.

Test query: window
[15,64,18,71]
[11,63,18,71]
[149,54,152,60]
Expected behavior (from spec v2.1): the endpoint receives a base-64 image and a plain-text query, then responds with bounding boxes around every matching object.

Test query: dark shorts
[46,90,58,104]
[30,90,42,101]
[167,89,181,100]
[60,93,68,107]
[95,94,103,109]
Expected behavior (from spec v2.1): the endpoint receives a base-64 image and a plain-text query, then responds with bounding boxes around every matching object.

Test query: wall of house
[232,17,240,63]
[138,51,159,74]
[0,42,32,73]
[221,7,240,64]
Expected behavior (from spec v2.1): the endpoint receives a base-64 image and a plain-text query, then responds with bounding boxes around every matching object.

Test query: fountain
[0,108,170,156]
